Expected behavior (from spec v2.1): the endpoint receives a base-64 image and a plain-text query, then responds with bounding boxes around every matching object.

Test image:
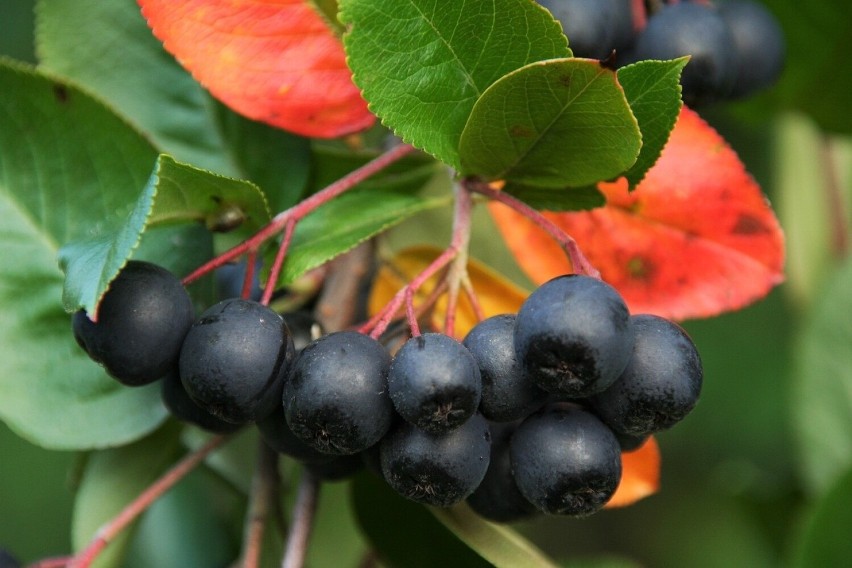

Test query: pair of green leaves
[340,0,686,205]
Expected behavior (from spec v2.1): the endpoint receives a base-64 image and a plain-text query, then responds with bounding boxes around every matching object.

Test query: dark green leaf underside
[504,183,605,211]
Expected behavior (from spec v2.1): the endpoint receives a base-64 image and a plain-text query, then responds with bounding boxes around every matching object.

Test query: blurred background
[1,0,850,566]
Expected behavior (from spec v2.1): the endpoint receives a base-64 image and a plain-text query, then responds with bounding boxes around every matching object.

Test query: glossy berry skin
[380,412,491,507]
[510,404,621,516]
[284,331,393,455]
[466,422,537,523]
[514,275,634,398]
[463,315,548,422]
[718,0,785,98]
[632,2,737,106]
[179,299,294,424]
[590,314,703,436]
[538,0,634,60]
[388,333,482,434]
[72,260,194,386]
[257,406,332,464]
[161,371,241,434]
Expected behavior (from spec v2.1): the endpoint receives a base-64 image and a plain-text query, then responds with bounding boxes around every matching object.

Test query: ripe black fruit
[463,315,548,422]
[510,404,622,516]
[72,260,194,386]
[514,275,634,398]
[161,371,241,434]
[590,314,703,436]
[538,0,634,60]
[466,422,537,523]
[179,298,294,424]
[257,406,333,464]
[388,333,482,434]
[305,453,365,482]
[284,331,393,455]
[380,412,491,507]
[632,2,737,106]
[718,0,785,98]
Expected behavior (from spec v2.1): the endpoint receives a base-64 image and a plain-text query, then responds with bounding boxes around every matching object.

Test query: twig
[465,180,600,279]
[67,435,228,568]
[182,143,415,286]
[239,441,280,568]
[280,470,321,568]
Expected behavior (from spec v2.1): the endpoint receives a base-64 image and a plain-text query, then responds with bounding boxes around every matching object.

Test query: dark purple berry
[388,333,482,434]
[718,0,785,98]
[590,314,703,436]
[514,275,634,398]
[632,2,737,106]
[466,422,537,523]
[257,406,333,463]
[284,331,393,455]
[538,0,635,60]
[179,298,294,424]
[463,315,548,422]
[161,371,241,434]
[72,260,194,386]
[510,404,622,516]
[380,413,491,507]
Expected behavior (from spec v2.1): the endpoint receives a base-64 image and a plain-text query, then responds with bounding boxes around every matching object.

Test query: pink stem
[67,436,228,568]
[280,469,321,568]
[466,181,600,279]
[461,276,486,324]
[242,249,259,300]
[261,219,297,306]
[182,144,415,286]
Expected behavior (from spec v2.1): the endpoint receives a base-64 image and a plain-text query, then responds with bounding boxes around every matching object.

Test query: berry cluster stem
[66,435,228,568]
[465,180,600,279]
[280,470,321,568]
[181,143,416,289]
[239,441,280,568]
[362,183,473,338]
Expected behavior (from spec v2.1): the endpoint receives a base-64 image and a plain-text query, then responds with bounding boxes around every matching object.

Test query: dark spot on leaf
[558,74,572,88]
[627,256,656,281]
[510,124,534,138]
[732,213,769,235]
[53,84,69,103]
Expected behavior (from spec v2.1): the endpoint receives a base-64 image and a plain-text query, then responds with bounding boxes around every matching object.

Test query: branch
[67,435,228,568]
[280,470,321,568]
[239,441,280,568]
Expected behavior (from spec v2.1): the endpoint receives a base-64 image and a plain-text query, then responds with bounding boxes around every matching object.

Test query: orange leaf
[605,436,660,508]
[138,0,374,138]
[489,107,785,320]
[368,246,529,340]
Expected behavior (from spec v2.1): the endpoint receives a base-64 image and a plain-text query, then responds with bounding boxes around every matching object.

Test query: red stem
[261,219,297,306]
[67,435,228,568]
[465,181,600,279]
[182,144,415,286]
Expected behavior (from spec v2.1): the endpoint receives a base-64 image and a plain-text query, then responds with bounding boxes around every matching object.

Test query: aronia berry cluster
[72,261,703,520]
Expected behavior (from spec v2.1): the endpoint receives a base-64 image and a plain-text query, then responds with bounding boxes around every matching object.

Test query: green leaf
[72,424,182,568]
[504,183,605,211]
[35,0,237,174]
[793,465,852,567]
[339,0,570,169]
[791,257,852,493]
[617,58,686,188]
[458,58,641,187]
[279,179,451,284]
[431,504,559,568]
[59,154,271,316]
[350,472,491,568]
[0,59,172,449]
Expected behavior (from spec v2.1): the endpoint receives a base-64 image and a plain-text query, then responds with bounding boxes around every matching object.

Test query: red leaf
[138,0,374,138]
[605,436,661,509]
[489,107,785,320]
